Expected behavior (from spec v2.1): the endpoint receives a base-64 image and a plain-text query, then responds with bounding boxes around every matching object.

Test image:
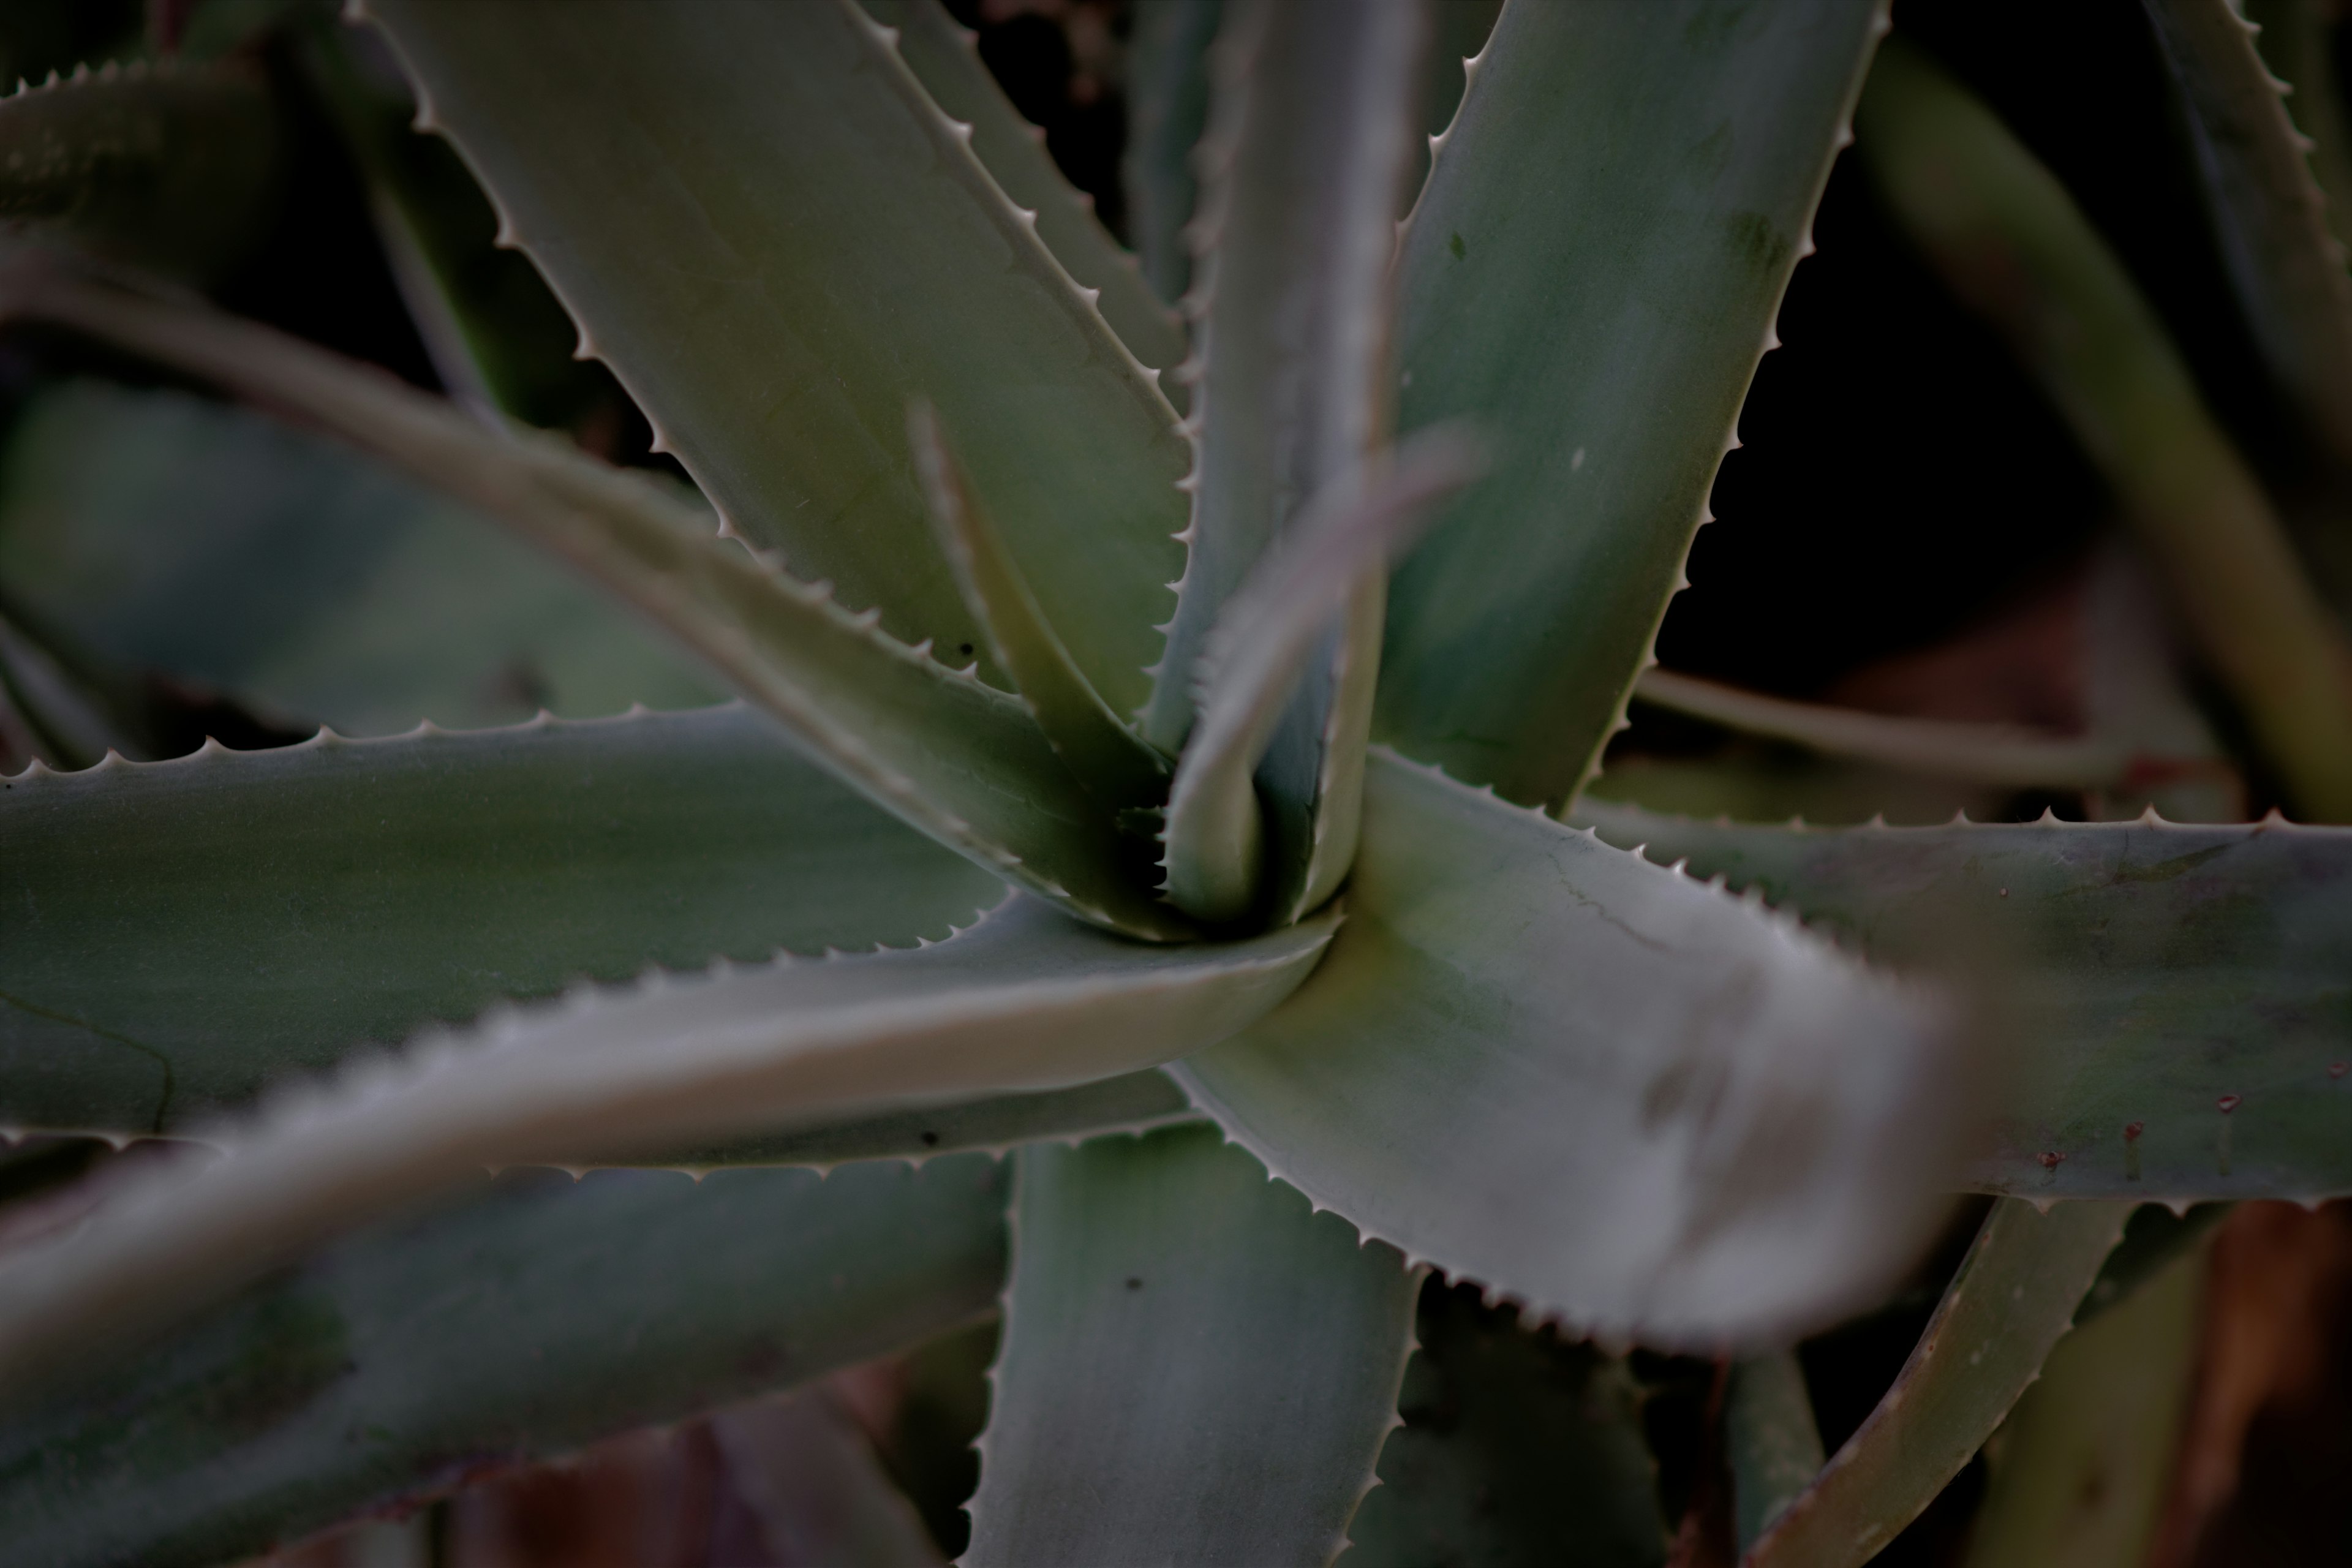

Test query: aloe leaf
[1727,1352,1826,1553]
[2244,0,2352,246]
[1161,431,1484,922]
[0,1155,1005,1568]
[907,401,1170,814]
[1145,0,1430,925]
[360,0,1189,716]
[710,1390,949,1568]
[17,274,1185,937]
[628,1069,1194,1172]
[964,1124,1417,1566]
[1576,801,2352,1200]
[1125,0,1220,309]
[1178,750,1958,1347]
[0,58,278,279]
[1377,0,1884,809]
[1632,668,2143,791]
[1340,1284,1671,1567]
[855,0,1188,406]
[0,705,1004,1137]
[0,898,1333,1393]
[0,380,725,734]
[2143,0,2352,473]
[1744,1200,2130,1568]
[1860,37,2352,823]
[1957,1231,2204,1568]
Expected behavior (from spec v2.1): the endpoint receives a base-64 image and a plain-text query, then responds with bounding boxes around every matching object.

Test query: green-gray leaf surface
[361,0,1189,715]
[965,1124,1417,1566]
[1577,800,2352,1200]
[0,380,724,735]
[1744,1199,2129,1568]
[1377,0,1884,808]
[0,1155,1006,1568]
[0,899,1334,1395]
[0,705,1001,1136]
[1179,751,1958,1347]
[1124,0,1221,309]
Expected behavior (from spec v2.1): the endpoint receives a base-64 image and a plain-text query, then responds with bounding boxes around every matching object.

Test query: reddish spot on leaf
[2218,1094,2243,1114]
[2124,1121,2144,1142]
[2038,1151,2065,1169]
[2331,1063,2349,1080]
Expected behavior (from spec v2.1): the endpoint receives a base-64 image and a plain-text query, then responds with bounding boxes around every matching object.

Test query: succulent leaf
[1145,0,1431,923]
[0,1155,1005,1568]
[0,898,1334,1393]
[856,0,1189,407]
[0,57,277,280]
[1160,429,1483,922]
[1377,0,1886,809]
[1859,37,2352,822]
[2142,0,2352,473]
[1727,1352,1826,1553]
[964,1124,1417,1566]
[360,0,1190,714]
[907,400,1171,815]
[1744,1199,2130,1568]
[0,704,1003,1137]
[1178,750,1961,1348]
[1123,0,1221,309]
[1578,800,2352,1200]
[0,380,724,735]
[2243,0,2352,248]
[15,273,1184,935]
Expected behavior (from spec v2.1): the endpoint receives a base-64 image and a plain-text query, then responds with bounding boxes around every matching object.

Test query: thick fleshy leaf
[0,898,1333,1394]
[2142,0,2352,472]
[1124,0,1221,309]
[2244,0,2352,244]
[1745,1200,2130,1568]
[1146,0,1429,923]
[710,1390,949,1568]
[1860,37,2352,822]
[15,273,1183,937]
[908,402,1169,814]
[0,58,278,279]
[0,705,1003,1137]
[1956,1231,2204,1568]
[1576,801,2352,1200]
[1340,1282,1671,1567]
[1178,750,1958,1348]
[631,1069,1194,1172]
[965,1124,1417,1566]
[1378,0,1884,807]
[1727,1352,1825,1553]
[361,0,1189,715]
[0,1155,1006,1568]
[0,380,723,735]
[855,0,1188,403]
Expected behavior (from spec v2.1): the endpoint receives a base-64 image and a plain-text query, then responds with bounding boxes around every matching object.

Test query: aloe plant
[4,0,2352,1562]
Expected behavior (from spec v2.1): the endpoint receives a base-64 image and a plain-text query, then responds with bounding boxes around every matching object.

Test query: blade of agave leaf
[0,380,725,735]
[624,1069,1194,1171]
[1161,431,1483,922]
[1144,0,1430,924]
[1744,1199,2130,1568]
[1632,668,2139,791]
[1177,750,1958,1348]
[1574,800,2352,1201]
[0,1155,1005,1568]
[1376,0,1884,809]
[0,897,1333,1393]
[907,401,1170,813]
[2244,0,2352,247]
[1124,0,1220,309]
[710,1390,948,1568]
[0,608,126,768]
[1727,1352,1825,1553]
[2143,0,2352,473]
[964,1124,1418,1567]
[1859,38,2352,823]
[0,58,277,281]
[854,0,1188,407]
[1340,1283,1670,1567]
[0,704,1004,1137]
[16,273,1183,937]
[1956,1232,2204,1568]
[360,0,1190,716]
